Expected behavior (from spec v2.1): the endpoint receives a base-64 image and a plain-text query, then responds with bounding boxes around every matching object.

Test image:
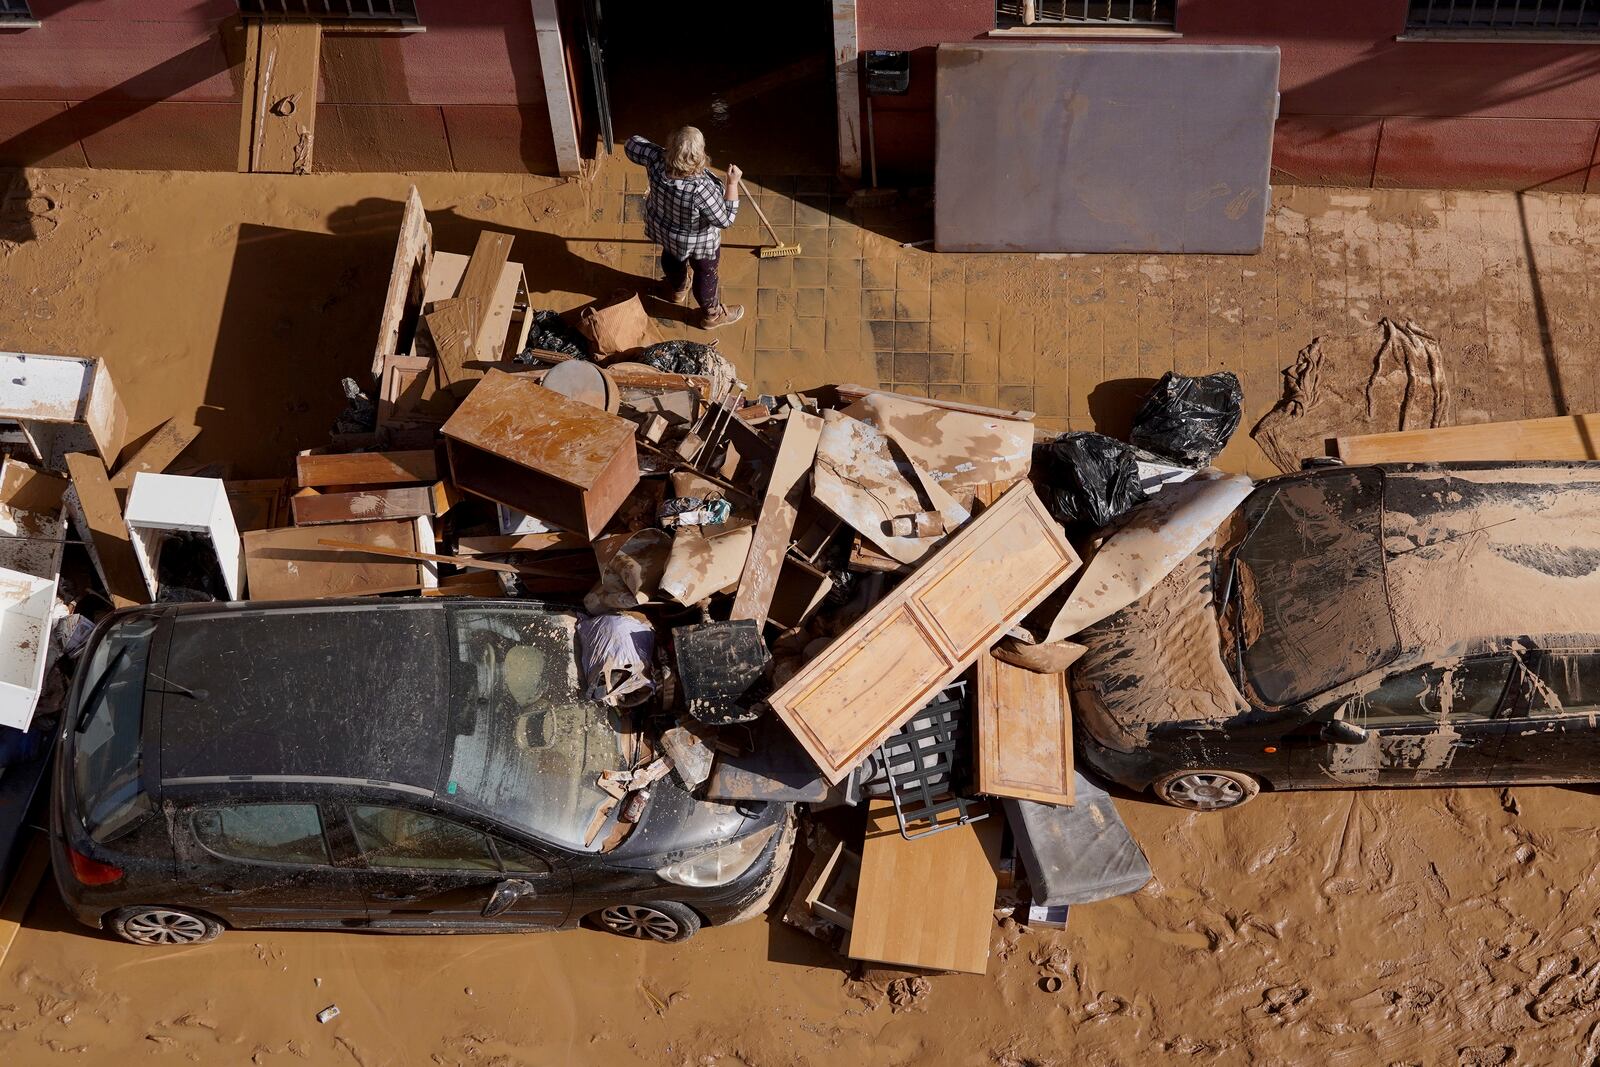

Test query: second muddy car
[1072,461,1600,810]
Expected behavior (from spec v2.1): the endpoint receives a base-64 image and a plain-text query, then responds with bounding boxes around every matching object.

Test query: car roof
[156,600,450,790]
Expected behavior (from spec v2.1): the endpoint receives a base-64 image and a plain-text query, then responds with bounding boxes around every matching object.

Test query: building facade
[0,0,1597,190]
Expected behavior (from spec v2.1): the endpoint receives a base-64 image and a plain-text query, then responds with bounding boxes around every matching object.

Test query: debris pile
[1,190,1255,976]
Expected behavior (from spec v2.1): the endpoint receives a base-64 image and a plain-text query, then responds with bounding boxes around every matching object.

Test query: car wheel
[592,901,701,943]
[1152,769,1261,811]
[108,906,223,946]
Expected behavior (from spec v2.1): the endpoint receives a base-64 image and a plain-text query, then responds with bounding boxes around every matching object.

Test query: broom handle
[742,186,782,244]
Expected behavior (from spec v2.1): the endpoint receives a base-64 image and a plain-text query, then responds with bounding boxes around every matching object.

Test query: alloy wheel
[1164,772,1248,810]
[599,905,682,941]
[121,909,211,945]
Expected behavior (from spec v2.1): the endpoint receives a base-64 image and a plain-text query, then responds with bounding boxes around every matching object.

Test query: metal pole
[866,95,878,189]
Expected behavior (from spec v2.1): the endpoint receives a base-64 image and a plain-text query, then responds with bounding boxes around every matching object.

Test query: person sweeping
[625,127,744,330]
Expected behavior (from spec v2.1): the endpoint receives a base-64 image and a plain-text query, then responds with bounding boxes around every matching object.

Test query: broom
[745,194,801,258]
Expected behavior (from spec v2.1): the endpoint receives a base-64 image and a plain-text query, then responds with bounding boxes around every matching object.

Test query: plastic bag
[1039,432,1146,531]
[638,338,722,376]
[1130,370,1243,466]
[577,612,657,707]
[519,309,590,360]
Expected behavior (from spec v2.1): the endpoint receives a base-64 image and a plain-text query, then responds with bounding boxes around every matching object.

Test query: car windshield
[442,607,627,852]
[1231,468,1400,707]
[74,616,158,843]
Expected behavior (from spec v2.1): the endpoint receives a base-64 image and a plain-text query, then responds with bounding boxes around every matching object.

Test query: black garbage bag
[639,338,721,376]
[332,377,376,435]
[1130,370,1243,466]
[520,309,591,360]
[1039,432,1146,531]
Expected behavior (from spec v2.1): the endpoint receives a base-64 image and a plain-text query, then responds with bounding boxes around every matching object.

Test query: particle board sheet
[441,370,639,539]
[423,251,530,361]
[63,452,146,608]
[1334,414,1600,464]
[975,653,1075,805]
[768,482,1079,783]
[0,352,127,463]
[243,519,427,601]
[847,799,1001,975]
[934,43,1280,253]
[295,449,439,489]
[109,419,200,491]
[290,484,445,526]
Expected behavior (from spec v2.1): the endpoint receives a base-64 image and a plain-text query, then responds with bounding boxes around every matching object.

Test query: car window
[1357,657,1513,726]
[1528,652,1600,718]
[192,803,329,866]
[493,839,551,874]
[349,804,499,871]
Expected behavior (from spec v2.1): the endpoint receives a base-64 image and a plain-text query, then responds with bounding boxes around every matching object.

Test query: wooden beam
[458,231,516,359]
[295,449,439,489]
[1334,413,1600,464]
[730,411,822,626]
[832,384,1034,421]
[424,297,480,388]
[109,419,201,491]
[241,20,322,174]
[372,186,432,379]
[530,0,583,176]
[315,538,522,574]
[832,0,863,180]
[63,452,147,608]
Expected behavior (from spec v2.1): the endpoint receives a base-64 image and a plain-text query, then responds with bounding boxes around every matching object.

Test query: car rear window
[1233,469,1401,707]
[73,616,158,843]
[442,607,626,852]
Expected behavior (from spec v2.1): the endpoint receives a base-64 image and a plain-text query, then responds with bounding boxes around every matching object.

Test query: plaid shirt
[626,135,739,259]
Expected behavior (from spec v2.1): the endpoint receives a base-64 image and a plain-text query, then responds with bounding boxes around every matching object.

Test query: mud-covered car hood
[1071,536,1249,752]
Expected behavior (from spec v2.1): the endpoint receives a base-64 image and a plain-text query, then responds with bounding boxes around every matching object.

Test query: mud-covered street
[5,165,1600,1066]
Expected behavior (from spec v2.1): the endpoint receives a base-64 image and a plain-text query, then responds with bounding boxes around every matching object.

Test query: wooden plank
[423,252,527,361]
[83,359,128,464]
[295,449,438,489]
[63,452,147,608]
[109,419,200,491]
[1334,413,1600,464]
[0,833,49,976]
[314,538,521,574]
[730,411,822,625]
[441,370,639,540]
[244,20,321,174]
[766,483,1079,783]
[974,653,1075,805]
[291,484,442,526]
[244,520,423,601]
[0,457,66,515]
[372,186,432,379]
[458,231,515,357]
[847,800,1001,975]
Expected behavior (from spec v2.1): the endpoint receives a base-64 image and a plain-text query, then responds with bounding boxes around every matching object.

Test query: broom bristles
[758,243,801,258]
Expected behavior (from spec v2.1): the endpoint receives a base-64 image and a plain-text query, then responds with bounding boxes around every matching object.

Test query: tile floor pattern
[539,156,1600,478]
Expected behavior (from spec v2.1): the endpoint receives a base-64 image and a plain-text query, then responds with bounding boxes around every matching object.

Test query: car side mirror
[1320,719,1369,745]
[482,878,537,918]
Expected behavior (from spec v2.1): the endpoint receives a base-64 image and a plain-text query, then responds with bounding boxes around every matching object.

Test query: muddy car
[52,600,792,945]
[1073,462,1600,810]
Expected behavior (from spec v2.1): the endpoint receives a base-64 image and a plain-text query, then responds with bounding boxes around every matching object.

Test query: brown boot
[658,279,691,305]
[700,303,745,330]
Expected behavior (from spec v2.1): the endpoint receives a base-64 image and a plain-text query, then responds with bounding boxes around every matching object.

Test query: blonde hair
[665,127,708,178]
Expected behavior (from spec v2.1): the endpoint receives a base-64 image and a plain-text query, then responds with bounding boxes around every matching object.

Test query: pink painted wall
[856,0,1600,190]
[0,0,560,172]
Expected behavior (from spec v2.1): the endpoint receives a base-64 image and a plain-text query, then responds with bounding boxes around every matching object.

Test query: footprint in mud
[1384,977,1444,1018]
[1249,984,1310,1024]
[886,976,931,1014]
[1458,1045,1513,1067]
[1080,993,1129,1022]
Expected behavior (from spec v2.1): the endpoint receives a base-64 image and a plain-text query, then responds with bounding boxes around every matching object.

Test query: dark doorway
[591,0,837,175]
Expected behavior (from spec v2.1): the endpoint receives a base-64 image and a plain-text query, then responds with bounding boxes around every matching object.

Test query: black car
[52,599,793,946]
[1073,462,1600,810]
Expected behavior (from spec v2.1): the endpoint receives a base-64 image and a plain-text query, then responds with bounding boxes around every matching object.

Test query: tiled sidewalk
[544,158,1597,478]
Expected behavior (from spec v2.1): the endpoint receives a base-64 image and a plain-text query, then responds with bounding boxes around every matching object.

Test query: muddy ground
[4,166,1600,1066]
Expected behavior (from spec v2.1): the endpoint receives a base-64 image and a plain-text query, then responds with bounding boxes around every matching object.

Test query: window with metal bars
[996,0,1175,29]
[237,0,420,21]
[1407,0,1600,32]
[0,0,35,24]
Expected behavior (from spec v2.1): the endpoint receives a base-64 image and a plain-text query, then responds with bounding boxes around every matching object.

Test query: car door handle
[200,884,246,895]
[371,891,421,901]
[1449,738,1481,748]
